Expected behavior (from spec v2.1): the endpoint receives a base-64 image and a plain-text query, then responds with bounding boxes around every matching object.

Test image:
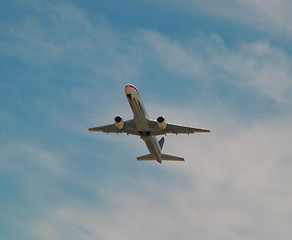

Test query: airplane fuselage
[125,85,163,163]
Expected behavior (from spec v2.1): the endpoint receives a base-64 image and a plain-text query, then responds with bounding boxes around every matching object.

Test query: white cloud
[134,0,292,39]
[2,2,292,240]
[1,0,141,85]
[0,141,67,175]
[139,30,292,103]
[2,1,292,106]
[137,30,206,78]
[31,113,292,240]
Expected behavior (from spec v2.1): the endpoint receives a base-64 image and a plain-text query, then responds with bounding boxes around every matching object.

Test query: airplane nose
[124,86,131,95]
[125,84,139,93]
[125,84,139,98]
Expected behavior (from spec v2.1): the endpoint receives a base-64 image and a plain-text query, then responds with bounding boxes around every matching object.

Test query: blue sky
[1,0,292,239]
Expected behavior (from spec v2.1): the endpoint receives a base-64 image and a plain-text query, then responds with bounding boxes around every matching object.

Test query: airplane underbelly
[130,99,145,116]
[129,99,149,131]
[142,136,161,161]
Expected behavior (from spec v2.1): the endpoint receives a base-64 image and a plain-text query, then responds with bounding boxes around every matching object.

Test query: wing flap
[89,119,140,135]
[88,124,122,133]
[147,120,210,136]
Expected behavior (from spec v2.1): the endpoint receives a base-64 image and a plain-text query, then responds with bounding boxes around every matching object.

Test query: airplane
[89,84,210,163]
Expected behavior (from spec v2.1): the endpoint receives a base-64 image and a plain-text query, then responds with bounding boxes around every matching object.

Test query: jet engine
[114,116,124,129]
[157,116,167,130]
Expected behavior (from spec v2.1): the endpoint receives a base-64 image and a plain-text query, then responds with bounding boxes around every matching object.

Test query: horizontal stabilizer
[137,154,155,161]
[161,154,184,161]
[136,153,184,161]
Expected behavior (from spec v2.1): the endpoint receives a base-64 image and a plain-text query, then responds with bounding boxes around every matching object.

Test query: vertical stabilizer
[159,137,165,150]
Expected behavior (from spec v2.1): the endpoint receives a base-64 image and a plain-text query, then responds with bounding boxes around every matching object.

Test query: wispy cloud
[31,114,292,240]
[134,0,292,39]
[1,1,292,240]
[2,1,292,108]
[1,0,141,84]
[139,30,292,104]
[0,141,67,175]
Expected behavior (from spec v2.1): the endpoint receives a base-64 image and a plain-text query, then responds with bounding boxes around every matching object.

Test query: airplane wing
[88,119,140,135]
[89,119,210,136]
[148,120,210,136]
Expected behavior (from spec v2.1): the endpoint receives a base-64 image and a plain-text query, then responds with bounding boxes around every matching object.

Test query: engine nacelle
[157,116,167,130]
[114,116,124,129]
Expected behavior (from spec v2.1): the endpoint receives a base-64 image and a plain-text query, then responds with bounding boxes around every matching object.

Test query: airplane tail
[136,137,184,162]
[159,137,165,149]
[136,153,184,162]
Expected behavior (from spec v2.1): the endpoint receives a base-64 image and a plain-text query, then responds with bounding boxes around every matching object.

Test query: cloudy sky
[1,0,292,239]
